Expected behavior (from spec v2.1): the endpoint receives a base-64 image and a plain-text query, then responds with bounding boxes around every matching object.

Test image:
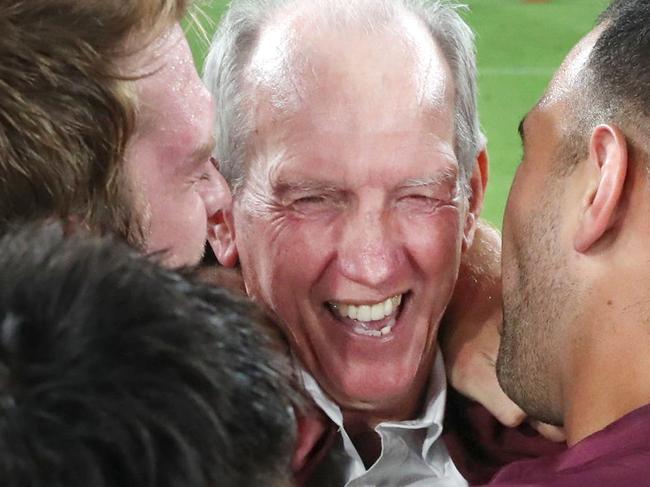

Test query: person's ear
[462,147,489,252]
[206,166,239,267]
[574,125,628,253]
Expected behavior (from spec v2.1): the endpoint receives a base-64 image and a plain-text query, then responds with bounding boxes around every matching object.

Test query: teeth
[358,305,372,322]
[371,303,384,321]
[330,294,403,322]
[352,318,396,337]
[346,304,357,320]
[354,324,381,337]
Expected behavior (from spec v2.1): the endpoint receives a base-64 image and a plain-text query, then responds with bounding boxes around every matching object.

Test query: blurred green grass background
[187,0,607,227]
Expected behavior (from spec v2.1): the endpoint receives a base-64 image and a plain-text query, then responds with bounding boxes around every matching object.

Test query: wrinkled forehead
[246,5,454,118]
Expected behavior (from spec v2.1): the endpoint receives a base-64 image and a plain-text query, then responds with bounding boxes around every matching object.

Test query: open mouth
[326,293,408,338]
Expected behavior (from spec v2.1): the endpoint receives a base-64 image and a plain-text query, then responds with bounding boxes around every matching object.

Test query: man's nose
[337,208,403,288]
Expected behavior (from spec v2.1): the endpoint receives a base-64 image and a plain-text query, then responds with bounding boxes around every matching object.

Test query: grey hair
[203,0,483,196]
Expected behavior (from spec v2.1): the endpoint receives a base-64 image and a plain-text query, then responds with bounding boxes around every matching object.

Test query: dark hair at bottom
[0,223,297,487]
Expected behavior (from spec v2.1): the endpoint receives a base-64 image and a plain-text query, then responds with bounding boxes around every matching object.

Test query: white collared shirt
[302,350,468,487]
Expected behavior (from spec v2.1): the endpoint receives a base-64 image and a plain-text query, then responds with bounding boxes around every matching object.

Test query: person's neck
[563,293,650,447]
[340,380,429,468]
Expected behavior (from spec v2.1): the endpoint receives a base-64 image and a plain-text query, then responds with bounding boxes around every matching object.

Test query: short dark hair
[592,0,650,125]
[588,4,647,136]
[555,0,650,175]
[0,225,296,487]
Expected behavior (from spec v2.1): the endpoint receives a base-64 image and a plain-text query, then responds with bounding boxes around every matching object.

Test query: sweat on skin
[124,24,223,268]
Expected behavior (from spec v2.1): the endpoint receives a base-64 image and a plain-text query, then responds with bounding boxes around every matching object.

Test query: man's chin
[317,365,419,415]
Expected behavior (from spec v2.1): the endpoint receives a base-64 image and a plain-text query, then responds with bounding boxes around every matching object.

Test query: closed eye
[402,194,435,201]
[291,195,330,213]
[399,193,440,203]
[295,195,326,205]
[288,192,345,216]
[191,158,216,186]
[396,193,445,213]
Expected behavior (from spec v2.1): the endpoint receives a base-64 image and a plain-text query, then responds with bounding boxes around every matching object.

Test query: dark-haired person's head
[498,0,650,450]
[0,0,227,267]
[0,225,296,487]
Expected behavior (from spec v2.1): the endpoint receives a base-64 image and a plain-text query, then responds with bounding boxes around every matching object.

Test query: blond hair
[0,0,191,244]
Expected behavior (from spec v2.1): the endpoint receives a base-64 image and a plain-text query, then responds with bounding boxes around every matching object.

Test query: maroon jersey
[443,387,565,484]
[479,403,650,486]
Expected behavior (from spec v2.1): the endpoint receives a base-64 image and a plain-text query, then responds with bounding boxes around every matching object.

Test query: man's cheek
[403,210,463,259]
[174,193,207,240]
[273,217,338,259]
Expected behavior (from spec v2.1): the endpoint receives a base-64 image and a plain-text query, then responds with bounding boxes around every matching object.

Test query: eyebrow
[518,116,527,144]
[271,168,459,197]
[190,135,217,164]
[400,168,458,190]
[271,178,342,196]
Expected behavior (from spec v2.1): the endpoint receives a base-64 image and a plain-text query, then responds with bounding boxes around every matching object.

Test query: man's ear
[574,125,628,253]
[206,168,239,267]
[462,147,489,252]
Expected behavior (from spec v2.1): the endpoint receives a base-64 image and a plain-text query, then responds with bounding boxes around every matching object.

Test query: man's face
[125,25,222,267]
[498,101,573,425]
[227,21,477,413]
[498,32,599,424]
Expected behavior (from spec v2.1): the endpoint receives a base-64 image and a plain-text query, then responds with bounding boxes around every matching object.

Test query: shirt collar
[300,347,448,460]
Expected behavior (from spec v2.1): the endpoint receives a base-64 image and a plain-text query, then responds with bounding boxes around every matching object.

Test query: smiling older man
[204,0,494,484]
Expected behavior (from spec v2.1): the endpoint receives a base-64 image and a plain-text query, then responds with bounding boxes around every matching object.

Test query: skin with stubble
[217,6,486,447]
[498,21,650,446]
[125,24,223,267]
[498,31,600,429]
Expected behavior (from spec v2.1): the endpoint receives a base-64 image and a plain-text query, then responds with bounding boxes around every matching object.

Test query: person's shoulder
[443,386,565,485]
[483,422,650,487]
[480,453,560,486]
